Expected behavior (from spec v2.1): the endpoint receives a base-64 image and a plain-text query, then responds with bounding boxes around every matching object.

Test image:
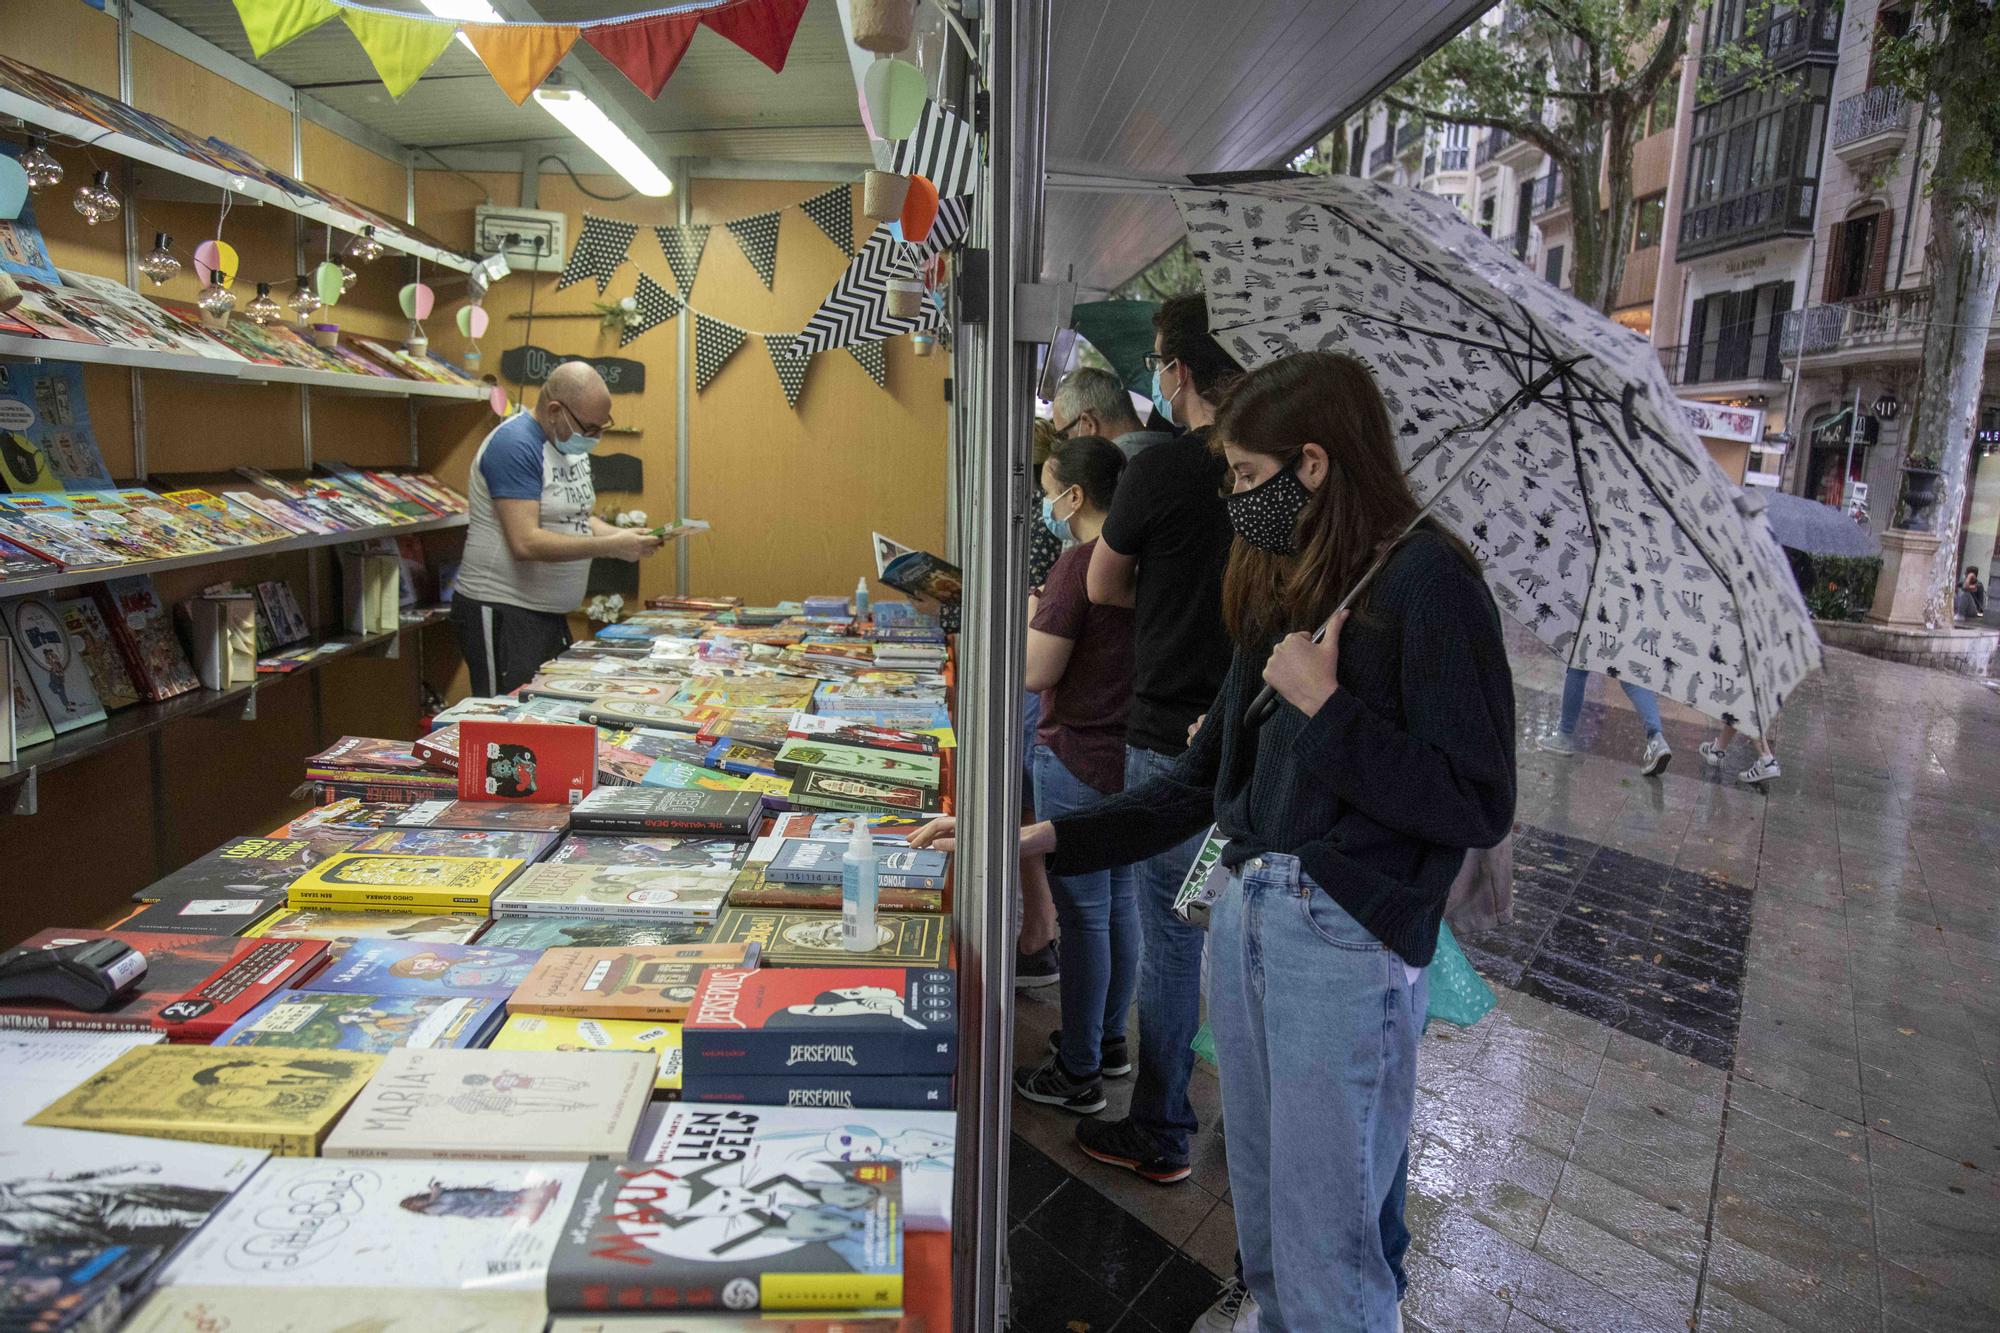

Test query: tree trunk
[1596,103,1639,316]
[1565,113,1609,310]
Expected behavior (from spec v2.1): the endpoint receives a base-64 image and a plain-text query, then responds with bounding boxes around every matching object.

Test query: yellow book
[26,1045,380,1155]
[486,1013,684,1092]
[286,852,524,913]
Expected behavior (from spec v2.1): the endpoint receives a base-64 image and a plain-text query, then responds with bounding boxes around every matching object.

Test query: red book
[154,938,331,1042]
[682,965,957,1076]
[456,720,598,805]
[0,930,243,1032]
[413,721,461,772]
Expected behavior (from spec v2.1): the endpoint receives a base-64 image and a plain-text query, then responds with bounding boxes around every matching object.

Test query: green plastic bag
[1191,1022,1218,1068]
[1424,922,1496,1028]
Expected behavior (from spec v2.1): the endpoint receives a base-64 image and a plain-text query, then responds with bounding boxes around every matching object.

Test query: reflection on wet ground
[1007,629,2000,1331]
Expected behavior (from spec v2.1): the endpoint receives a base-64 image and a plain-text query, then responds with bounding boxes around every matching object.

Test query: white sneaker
[1640,734,1672,777]
[1739,755,1781,784]
[1190,1278,1258,1332]
[1537,732,1577,756]
[1699,740,1725,767]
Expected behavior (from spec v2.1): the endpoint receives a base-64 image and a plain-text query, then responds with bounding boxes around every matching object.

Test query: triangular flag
[620,273,682,348]
[725,211,783,290]
[799,184,855,257]
[229,0,339,57]
[764,334,812,409]
[654,224,710,296]
[463,23,579,106]
[847,340,888,389]
[796,222,955,355]
[892,102,980,199]
[582,13,700,100]
[700,0,810,74]
[556,215,640,293]
[694,314,747,392]
[340,9,459,99]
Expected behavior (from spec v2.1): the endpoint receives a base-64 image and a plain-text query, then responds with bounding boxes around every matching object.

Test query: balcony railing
[1435,146,1469,172]
[1832,86,1910,150]
[1656,330,1787,387]
[1779,287,1935,359]
[1532,169,1566,214]
[1368,141,1394,174]
[1476,129,1511,166]
[1701,0,1840,94]
[1677,177,1818,259]
[1396,120,1423,152]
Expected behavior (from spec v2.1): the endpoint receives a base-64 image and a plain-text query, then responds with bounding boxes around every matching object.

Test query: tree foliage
[1111,240,1205,302]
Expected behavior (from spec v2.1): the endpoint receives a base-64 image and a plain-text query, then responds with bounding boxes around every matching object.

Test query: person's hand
[1187,713,1207,744]
[604,530,664,562]
[1019,820,1056,858]
[910,815,957,852]
[1262,610,1345,717]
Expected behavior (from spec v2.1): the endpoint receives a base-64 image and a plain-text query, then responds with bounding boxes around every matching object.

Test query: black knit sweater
[1048,530,1517,967]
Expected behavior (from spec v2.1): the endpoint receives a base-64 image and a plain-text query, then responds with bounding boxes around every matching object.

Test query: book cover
[4,633,57,751]
[774,741,941,789]
[785,714,939,755]
[0,1031,163,1125]
[153,939,331,1042]
[709,910,951,971]
[0,1124,264,1251]
[323,1048,653,1162]
[160,1158,584,1289]
[545,1159,901,1314]
[754,812,921,852]
[458,720,599,805]
[677,1073,955,1114]
[570,788,764,838]
[55,592,140,712]
[508,945,761,1024]
[0,930,243,1032]
[523,677,677,705]
[672,675,819,712]
[644,1105,953,1234]
[727,866,942,916]
[350,827,560,861]
[682,967,956,1076]
[286,853,525,913]
[0,534,61,579]
[2,593,108,734]
[786,770,942,819]
[473,917,720,951]
[27,1045,380,1155]
[306,736,433,775]
[118,895,282,936]
[487,1015,683,1092]
[547,833,748,873]
[125,1288,548,1333]
[766,841,947,892]
[413,720,461,771]
[0,363,115,489]
[639,758,753,794]
[136,835,355,904]
[0,1238,150,1331]
[390,799,575,833]
[299,940,541,999]
[708,738,781,778]
[494,864,734,924]
[283,799,411,836]
[212,991,504,1053]
[94,576,200,702]
[241,909,489,965]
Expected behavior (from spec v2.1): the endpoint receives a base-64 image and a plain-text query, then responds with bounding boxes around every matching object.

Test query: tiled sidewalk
[1005,635,2000,1332]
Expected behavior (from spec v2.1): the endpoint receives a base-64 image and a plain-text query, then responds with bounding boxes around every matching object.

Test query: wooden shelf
[0,332,492,402]
[0,88,474,273]
[0,513,468,599]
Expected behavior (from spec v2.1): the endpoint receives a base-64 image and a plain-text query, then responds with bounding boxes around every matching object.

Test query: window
[1514,178,1535,258]
[1648,72,1682,135]
[1685,280,1794,382]
[1349,124,1367,176]
[1544,245,1565,287]
[1478,194,1496,238]
[1634,193,1667,249]
[1870,5,1912,86]
[1823,208,1893,302]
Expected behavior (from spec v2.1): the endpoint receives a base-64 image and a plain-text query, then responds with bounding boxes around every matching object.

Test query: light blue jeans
[1209,853,1425,1332]
[1032,744,1138,1076]
[1558,665,1663,739]
[1125,743,1209,1160]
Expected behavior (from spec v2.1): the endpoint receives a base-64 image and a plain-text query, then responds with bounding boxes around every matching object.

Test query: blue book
[211,991,504,1052]
[679,1073,956,1112]
[295,939,542,998]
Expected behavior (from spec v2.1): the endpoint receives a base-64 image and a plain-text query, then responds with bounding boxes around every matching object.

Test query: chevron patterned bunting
[619,273,681,348]
[557,215,639,293]
[795,224,952,355]
[847,340,887,389]
[725,210,783,290]
[763,333,812,408]
[892,102,978,199]
[798,184,855,256]
[694,313,747,391]
[654,223,710,296]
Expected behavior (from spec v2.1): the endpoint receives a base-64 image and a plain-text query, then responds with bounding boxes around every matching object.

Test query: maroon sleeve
[1030,543,1091,641]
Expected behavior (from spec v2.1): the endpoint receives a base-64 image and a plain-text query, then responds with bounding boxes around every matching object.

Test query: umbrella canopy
[1754,488,1880,558]
[1172,175,1821,737]
[1070,298,1160,399]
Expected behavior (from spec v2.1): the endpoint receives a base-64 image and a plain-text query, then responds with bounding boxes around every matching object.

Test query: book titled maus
[682,967,956,1077]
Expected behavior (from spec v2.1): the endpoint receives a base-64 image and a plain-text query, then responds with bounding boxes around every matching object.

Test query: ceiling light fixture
[532,85,673,198]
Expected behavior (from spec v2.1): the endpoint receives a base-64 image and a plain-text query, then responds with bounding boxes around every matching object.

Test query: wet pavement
[1006,628,2000,1331]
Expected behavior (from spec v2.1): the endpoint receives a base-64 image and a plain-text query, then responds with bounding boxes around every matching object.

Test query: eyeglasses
[1141,352,1176,372]
[1050,415,1082,440]
[552,400,612,439]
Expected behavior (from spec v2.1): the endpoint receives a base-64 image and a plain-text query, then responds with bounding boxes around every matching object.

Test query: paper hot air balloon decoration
[399,282,435,322]
[862,57,926,142]
[456,304,489,339]
[900,174,939,244]
[194,240,239,288]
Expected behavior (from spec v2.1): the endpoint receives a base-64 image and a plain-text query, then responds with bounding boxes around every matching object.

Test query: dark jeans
[451,593,572,695]
[1124,743,1209,1161]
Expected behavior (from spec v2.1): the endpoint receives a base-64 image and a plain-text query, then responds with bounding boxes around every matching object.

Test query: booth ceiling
[1046,0,1494,294]
[142,0,871,165]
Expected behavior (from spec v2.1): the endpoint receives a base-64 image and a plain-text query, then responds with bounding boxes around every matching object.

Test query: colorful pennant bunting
[341,9,458,99]
[763,333,811,408]
[848,340,888,389]
[892,102,980,199]
[698,0,811,74]
[726,211,783,291]
[581,13,699,99]
[463,22,579,106]
[799,184,855,256]
[229,0,338,56]
[620,273,682,348]
[557,216,640,294]
[694,313,747,392]
[655,223,710,297]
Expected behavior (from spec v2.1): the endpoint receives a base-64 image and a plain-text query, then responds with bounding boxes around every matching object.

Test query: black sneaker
[1047,1030,1133,1078]
[1015,943,1060,990]
[1075,1115,1191,1184]
[1014,1056,1106,1115]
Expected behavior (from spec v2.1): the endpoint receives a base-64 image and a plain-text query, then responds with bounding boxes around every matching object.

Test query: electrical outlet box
[474,205,567,272]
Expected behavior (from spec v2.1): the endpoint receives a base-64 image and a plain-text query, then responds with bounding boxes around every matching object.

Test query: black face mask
[1225,464,1313,555]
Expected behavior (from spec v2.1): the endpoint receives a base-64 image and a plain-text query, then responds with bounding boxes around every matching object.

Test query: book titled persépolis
[682,967,957,1077]
[569,787,765,838]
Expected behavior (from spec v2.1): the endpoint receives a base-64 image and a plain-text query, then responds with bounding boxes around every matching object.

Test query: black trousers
[451,592,572,696]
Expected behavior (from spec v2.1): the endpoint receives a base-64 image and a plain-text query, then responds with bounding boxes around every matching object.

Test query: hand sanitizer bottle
[853,575,871,620]
[842,818,879,952]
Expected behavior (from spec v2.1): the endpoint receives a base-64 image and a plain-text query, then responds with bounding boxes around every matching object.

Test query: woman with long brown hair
[915,352,1516,1331]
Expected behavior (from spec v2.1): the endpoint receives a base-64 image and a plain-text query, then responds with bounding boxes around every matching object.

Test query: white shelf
[0,88,474,274]
[0,331,491,402]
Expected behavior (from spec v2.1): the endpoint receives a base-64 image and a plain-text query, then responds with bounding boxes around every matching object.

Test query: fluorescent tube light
[531,86,674,198]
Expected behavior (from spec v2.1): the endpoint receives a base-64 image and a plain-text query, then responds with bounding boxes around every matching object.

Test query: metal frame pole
[676,158,694,598]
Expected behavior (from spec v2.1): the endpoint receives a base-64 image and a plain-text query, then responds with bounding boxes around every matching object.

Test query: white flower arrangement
[585,592,626,623]
[592,296,643,331]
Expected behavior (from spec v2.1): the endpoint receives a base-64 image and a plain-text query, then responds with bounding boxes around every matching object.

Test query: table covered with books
[0,591,958,1332]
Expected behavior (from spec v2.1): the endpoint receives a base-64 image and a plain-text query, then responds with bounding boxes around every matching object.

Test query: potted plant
[1896,450,1944,530]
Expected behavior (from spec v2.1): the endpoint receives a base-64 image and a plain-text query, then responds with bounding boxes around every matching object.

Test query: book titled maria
[683,967,956,1077]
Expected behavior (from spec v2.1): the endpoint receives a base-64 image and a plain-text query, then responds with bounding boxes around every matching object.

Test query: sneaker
[1739,755,1781,785]
[1190,1278,1258,1332]
[1699,740,1725,767]
[1641,733,1673,777]
[1075,1115,1191,1184]
[1047,1030,1133,1078]
[1537,731,1577,755]
[1015,942,1059,990]
[1013,1056,1105,1115]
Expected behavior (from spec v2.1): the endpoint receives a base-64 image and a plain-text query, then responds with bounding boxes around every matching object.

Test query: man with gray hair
[1052,366,1170,460]
[452,360,663,694]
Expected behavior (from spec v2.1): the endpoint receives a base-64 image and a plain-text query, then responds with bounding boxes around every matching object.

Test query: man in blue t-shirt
[451,362,662,694]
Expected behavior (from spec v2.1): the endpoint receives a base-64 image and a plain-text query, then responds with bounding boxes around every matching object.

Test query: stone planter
[1896,466,1943,530]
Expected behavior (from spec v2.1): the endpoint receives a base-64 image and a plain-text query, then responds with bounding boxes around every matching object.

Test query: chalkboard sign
[501,345,646,394]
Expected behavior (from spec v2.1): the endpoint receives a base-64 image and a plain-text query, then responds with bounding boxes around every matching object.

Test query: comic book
[0,362,115,488]
[0,496,123,571]
[94,576,200,701]
[486,1014,683,1093]
[116,896,282,937]
[388,798,574,834]
[493,864,734,924]
[786,769,941,819]
[152,939,331,1042]
[211,991,504,1053]
[0,1124,264,1252]
[124,1288,548,1333]
[1,593,107,733]
[472,917,720,951]
[458,720,598,805]
[349,826,560,862]
[726,864,942,916]
[0,930,243,1032]
[241,908,489,966]
[708,910,950,971]
[135,833,362,905]
[765,841,947,892]
[4,631,56,751]
[55,591,139,711]
[508,944,761,1023]
[298,939,542,999]
[286,854,524,913]
[0,1238,152,1331]
[773,740,941,789]
[682,967,956,1076]
[568,788,765,838]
